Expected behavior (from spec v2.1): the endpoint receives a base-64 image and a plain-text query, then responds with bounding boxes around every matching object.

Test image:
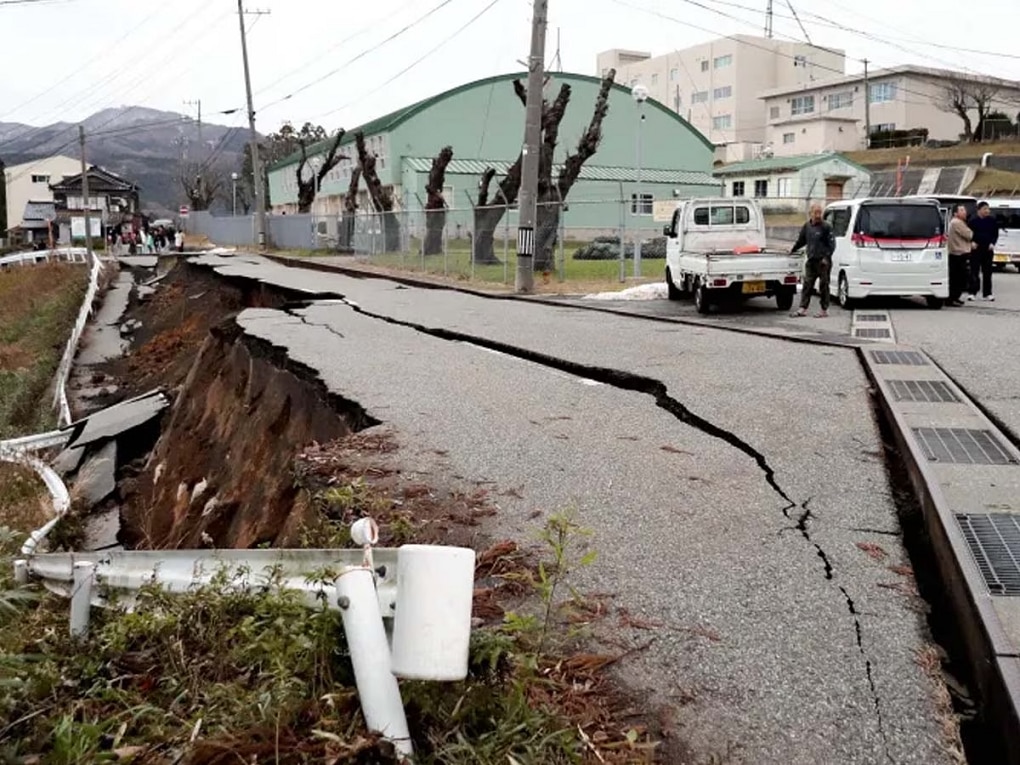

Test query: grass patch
[844,138,1020,167]
[0,262,88,438]
[967,167,1020,196]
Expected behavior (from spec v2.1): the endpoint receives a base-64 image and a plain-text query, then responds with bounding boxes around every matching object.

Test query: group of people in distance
[946,202,1000,306]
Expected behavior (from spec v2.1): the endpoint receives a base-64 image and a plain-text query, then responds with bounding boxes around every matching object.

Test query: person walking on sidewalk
[947,204,974,306]
[790,204,836,318]
[967,201,999,301]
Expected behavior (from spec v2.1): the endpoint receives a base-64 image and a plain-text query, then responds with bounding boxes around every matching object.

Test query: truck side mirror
[663,225,672,237]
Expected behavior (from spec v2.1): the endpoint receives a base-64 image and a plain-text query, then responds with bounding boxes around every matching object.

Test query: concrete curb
[860,344,1020,764]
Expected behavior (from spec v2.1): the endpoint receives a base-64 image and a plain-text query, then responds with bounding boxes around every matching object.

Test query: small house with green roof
[265,71,721,237]
[713,153,872,213]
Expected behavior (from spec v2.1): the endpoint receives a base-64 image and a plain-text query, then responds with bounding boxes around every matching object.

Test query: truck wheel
[666,267,681,300]
[775,287,795,312]
[926,296,944,310]
[838,273,855,310]
[694,278,711,314]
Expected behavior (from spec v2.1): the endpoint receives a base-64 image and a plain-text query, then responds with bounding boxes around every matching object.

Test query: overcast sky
[2,0,1019,135]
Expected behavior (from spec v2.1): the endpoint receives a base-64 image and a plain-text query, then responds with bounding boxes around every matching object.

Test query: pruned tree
[295,129,347,213]
[472,69,616,268]
[0,157,7,235]
[355,131,401,252]
[424,145,453,255]
[179,161,227,211]
[338,165,361,253]
[937,78,1001,141]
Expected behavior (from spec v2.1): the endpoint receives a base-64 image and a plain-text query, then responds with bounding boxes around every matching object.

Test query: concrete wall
[4,155,80,230]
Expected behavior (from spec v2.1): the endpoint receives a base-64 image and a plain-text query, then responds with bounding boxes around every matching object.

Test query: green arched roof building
[267,71,721,232]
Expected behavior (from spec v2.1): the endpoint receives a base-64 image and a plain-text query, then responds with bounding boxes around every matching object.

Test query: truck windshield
[857,204,944,239]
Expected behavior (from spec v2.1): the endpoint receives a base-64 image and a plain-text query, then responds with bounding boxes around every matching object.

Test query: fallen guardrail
[13,518,475,760]
[53,251,104,427]
[0,247,89,268]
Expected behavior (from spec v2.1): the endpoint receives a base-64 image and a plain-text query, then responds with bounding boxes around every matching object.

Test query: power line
[314,0,504,122]
[257,0,461,112]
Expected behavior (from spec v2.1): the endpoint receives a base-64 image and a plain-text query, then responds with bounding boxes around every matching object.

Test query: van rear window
[856,204,944,239]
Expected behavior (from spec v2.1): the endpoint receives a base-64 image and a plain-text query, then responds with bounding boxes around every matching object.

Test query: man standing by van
[967,201,999,301]
[790,204,836,318]
[947,204,974,306]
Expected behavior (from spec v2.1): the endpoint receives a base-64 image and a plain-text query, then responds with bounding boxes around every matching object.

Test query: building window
[869,82,896,103]
[691,90,709,104]
[30,174,50,183]
[754,180,769,198]
[670,68,678,80]
[631,193,653,215]
[777,178,792,197]
[651,73,658,85]
[769,106,780,119]
[712,114,732,129]
[700,60,709,72]
[794,54,808,68]
[713,86,732,100]
[828,91,853,110]
[783,132,795,144]
[790,95,815,116]
[714,54,733,68]
[732,181,745,196]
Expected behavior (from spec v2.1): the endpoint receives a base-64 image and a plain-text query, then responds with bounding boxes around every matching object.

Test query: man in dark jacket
[967,201,1000,301]
[790,204,836,317]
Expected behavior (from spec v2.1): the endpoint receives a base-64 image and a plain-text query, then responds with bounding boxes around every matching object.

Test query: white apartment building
[4,154,81,232]
[597,36,845,160]
[760,66,1020,157]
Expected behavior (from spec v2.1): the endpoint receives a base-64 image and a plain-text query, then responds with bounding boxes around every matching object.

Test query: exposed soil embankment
[121,320,376,550]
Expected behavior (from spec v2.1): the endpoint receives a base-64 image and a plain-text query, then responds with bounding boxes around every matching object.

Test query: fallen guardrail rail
[14,517,475,761]
[53,251,104,427]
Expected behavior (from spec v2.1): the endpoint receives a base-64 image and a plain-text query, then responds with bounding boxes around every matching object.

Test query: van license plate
[742,281,766,294]
[890,253,912,262]
[995,253,1009,263]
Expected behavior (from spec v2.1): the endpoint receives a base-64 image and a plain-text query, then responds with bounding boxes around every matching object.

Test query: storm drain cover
[956,513,1020,595]
[855,328,891,339]
[912,427,1018,465]
[857,314,888,322]
[871,350,929,366]
[889,379,960,404]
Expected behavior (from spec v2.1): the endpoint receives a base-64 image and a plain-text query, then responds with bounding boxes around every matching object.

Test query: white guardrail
[11,518,475,760]
[53,250,104,427]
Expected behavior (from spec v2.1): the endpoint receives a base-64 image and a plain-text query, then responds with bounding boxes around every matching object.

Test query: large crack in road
[272,290,891,759]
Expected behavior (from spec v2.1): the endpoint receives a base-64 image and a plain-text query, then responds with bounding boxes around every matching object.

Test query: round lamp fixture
[632,84,649,103]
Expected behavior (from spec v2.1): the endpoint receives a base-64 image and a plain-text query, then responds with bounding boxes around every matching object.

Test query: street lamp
[631,83,649,278]
[231,172,239,216]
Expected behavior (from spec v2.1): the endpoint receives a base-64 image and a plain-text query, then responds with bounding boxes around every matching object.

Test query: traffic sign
[179,205,190,218]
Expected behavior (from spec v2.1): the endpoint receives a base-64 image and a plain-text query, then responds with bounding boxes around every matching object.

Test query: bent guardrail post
[70,561,95,638]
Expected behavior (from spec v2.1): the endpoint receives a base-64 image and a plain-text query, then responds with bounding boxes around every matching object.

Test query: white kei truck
[662,197,805,314]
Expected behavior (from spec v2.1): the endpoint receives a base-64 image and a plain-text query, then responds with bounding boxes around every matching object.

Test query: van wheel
[775,287,795,312]
[926,296,944,310]
[694,278,711,314]
[837,272,855,310]
[666,267,681,300]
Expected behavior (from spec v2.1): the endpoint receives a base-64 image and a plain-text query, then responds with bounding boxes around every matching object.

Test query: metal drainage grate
[856,314,888,322]
[870,350,929,366]
[956,513,1020,595]
[912,427,1019,465]
[889,379,960,404]
[855,328,891,339]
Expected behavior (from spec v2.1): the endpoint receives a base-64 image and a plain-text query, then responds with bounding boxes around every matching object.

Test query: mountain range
[0,106,255,215]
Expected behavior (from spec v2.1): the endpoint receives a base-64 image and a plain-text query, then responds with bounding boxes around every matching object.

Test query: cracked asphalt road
[193,254,956,764]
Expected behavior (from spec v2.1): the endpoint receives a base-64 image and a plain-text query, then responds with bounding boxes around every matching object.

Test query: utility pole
[863,59,871,149]
[237,0,270,248]
[764,0,773,38]
[515,0,548,294]
[78,125,93,262]
[184,99,202,159]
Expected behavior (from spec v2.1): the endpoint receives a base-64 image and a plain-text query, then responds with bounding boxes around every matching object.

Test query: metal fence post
[335,568,413,757]
[618,183,626,283]
[443,215,449,277]
[503,205,510,285]
[558,207,566,283]
[70,561,95,638]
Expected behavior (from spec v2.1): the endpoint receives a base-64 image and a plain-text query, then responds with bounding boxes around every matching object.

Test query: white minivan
[824,197,948,310]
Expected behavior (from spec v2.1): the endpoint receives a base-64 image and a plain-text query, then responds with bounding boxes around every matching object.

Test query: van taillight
[933,235,946,247]
[851,233,872,246]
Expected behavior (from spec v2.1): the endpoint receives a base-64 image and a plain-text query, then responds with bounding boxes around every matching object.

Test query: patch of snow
[206,247,236,255]
[191,478,208,503]
[582,283,668,301]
